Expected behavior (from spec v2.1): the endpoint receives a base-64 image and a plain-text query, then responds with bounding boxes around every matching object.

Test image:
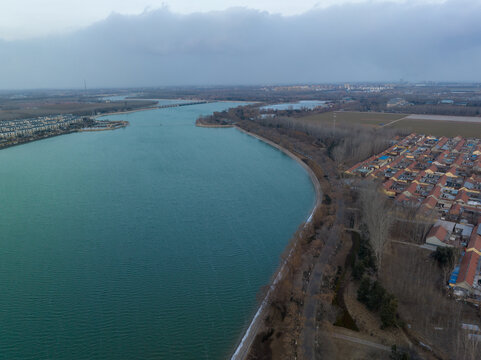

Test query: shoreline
[230,125,322,360]
[196,122,234,128]
[94,105,158,119]
[0,129,80,151]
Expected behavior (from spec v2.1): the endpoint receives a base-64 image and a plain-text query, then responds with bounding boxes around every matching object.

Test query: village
[346,133,481,299]
[0,114,84,139]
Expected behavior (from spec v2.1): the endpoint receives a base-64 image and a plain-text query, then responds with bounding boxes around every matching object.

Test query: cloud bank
[1,0,480,89]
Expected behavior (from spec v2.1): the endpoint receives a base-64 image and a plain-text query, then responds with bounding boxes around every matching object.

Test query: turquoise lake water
[0,102,315,359]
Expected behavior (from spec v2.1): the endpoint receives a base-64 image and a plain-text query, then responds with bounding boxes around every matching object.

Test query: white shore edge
[230,126,322,360]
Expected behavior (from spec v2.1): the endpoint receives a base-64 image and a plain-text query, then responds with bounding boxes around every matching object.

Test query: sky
[0,0,480,89]
[0,0,448,40]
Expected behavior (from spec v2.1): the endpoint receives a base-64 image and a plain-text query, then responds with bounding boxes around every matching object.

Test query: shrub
[380,293,398,329]
[357,277,398,329]
[357,276,371,303]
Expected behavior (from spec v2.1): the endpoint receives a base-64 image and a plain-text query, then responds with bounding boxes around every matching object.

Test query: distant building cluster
[387,98,412,108]
[346,134,481,296]
[261,83,395,92]
[0,115,83,139]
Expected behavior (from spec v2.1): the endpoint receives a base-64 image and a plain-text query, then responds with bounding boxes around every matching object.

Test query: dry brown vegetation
[235,119,419,360]
[301,111,406,127]
[359,182,394,270]
[300,110,481,138]
[203,104,481,359]
[255,115,403,167]
[388,118,481,138]
[235,117,347,360]
[381,242,481,360]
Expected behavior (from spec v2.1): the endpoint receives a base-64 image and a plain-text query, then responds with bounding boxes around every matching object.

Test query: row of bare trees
[358,181,394,270]
[355,182,481,360]
[256,116,402,166]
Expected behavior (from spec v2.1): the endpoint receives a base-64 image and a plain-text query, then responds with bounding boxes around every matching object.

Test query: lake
[0,101,315,359]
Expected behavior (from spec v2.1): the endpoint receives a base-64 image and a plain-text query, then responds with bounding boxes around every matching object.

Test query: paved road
[330,333,391,352]
[382,114,481,128]
[381,116,409,127]
[405,114,481,123]
[300,200,344,360]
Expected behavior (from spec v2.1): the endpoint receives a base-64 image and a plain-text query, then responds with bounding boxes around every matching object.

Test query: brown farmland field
[300,111,406,127]
[387,118,481,138]
[300,111,481,138]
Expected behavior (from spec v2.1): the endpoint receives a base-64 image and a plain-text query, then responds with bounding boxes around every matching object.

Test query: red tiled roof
[383,179,394,189]
[449,203,462,216]
[370,167,385,177]
[457,251,480,288]
[437,137,449,148]
[387,156,403,168]
[437,175,449,187]
[435,151,449,163]
[428,186,442,200]
[422,196,438,209]
[467,225,481,252]
[456,190,470,204]
[453,156,464,167]
[396,193,410,202]
[455,139,466,152]
[404,183,418,196]
[446,167,457,176]
[413,173,425,183]
[392,169,404,180]
[427,225,448,242]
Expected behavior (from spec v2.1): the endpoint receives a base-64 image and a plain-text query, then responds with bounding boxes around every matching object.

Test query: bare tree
[457,329,481,360]
[359,181,394,270]
[392,206,436,244]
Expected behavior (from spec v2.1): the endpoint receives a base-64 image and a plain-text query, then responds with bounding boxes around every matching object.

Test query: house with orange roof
[435,137,449,149]
[455,190,470,205]
[427,186,442,200]
[466,225,481,255]
[421,196,438,211]
[453,225,481,294]
[382,179,396,197]
[426,225,450,247]
[453,155,464,168]
[454,139,466,153]
[402,183,418,198]
[455,251,480,293]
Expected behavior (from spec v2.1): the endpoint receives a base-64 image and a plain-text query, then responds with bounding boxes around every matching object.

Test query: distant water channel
[0,101,315,359]
[260,100,327,111]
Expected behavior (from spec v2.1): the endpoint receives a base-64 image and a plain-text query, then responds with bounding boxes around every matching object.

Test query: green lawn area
[300,111,406,127]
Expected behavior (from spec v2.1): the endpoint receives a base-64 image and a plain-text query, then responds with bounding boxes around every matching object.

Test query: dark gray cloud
[1,0,481,89]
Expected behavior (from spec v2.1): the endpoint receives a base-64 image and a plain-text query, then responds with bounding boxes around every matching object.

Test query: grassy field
[301,111,406,127]
[387,118,481,138]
